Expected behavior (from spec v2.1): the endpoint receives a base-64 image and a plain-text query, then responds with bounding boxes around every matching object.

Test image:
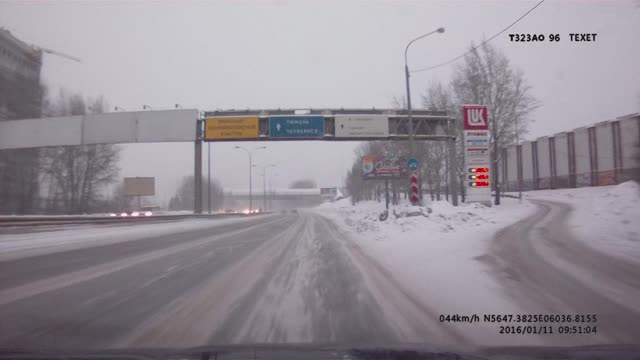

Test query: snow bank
[518,181,640,264]
[313,197,539,346]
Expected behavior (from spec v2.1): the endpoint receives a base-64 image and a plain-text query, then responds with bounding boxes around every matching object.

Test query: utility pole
[493,113,501,205]
[404,27,445,205]
[516,116,522,203]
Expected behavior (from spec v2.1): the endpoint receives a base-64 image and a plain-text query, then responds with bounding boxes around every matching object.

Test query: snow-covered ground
[312,182,640,346]
[0,216,269,262]
[509,181,640,264]
[314,196,540,345]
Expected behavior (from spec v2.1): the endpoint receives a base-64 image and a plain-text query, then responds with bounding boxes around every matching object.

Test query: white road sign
[335,115,389,138]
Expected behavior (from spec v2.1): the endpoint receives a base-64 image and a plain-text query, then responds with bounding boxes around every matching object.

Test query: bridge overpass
[222,188,339,210]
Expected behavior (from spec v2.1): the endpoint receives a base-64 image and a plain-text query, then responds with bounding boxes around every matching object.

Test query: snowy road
[0,212,462,350]
[484,198,640,345]
[2,196,638,351]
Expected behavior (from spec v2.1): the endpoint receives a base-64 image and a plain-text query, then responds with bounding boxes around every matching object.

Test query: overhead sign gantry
[201,109,453,142]
[0,108,459,214]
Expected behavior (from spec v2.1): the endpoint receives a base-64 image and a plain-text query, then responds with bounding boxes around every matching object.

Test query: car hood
[2,344,640,360]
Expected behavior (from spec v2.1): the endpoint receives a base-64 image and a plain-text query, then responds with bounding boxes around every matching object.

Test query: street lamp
[404,26,445,204]
[253,164,276,211]
[175,104,183,109]
[143,105,152,110]
[235,145,266,212]
[515,117,522,203]
[114,106,126,112]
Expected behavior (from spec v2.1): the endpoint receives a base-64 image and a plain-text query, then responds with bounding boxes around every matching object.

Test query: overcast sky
[1,0,638,205]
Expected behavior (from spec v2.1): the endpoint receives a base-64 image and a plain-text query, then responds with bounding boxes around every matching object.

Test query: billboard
[362,156,407,180]
[124,177,155,196]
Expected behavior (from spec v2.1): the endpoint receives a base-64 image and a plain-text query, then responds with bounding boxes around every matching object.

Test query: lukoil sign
[463,105,489,130]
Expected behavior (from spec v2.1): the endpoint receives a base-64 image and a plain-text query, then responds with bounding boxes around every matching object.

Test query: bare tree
[451,42,540,198]
[40,91,121,214]
[421,81,467,201]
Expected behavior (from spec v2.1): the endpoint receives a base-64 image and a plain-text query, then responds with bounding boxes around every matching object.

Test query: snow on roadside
[313,197,541,346]
[514,181,640,264]
[0,216,269,262]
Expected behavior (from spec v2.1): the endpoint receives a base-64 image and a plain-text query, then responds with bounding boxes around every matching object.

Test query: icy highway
[1,197,639,351]
[0,212,462,350]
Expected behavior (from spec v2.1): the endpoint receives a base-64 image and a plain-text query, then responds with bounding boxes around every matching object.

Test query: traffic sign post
[407,158,418,171]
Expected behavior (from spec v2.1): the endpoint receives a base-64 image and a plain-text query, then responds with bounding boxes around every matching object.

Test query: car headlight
[144,211,152,216]
[120,212,128,217]
[131,212,139,217]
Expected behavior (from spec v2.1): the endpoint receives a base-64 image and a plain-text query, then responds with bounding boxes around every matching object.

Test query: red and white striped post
[410,171,419,205]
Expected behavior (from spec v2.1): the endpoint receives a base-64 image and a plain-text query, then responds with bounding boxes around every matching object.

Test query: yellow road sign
[205,117,259,140]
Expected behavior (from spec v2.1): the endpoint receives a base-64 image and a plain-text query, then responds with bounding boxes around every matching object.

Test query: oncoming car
[109,206,159,217]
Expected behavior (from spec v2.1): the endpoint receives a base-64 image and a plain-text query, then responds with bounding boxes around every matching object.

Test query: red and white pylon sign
[410,171,419,205]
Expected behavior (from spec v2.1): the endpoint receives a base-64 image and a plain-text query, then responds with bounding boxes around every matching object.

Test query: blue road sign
[407,158,418,170]
[269,116,325,138]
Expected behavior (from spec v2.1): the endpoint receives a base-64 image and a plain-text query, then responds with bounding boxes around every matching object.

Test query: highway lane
[0,212,459,351]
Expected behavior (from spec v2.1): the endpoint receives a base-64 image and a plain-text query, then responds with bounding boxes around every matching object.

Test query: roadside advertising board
[124,177,155,196]
[362,155,408,180]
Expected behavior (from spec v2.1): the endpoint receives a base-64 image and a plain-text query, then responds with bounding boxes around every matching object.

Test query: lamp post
[235,145,266,212]
[404,27,445,204]
[208,142,211,214]
[515,117,522,203]
[253,164,276,211]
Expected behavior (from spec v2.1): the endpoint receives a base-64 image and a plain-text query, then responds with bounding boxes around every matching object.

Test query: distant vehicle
[109,206,160,217]
[224,209,236,214]
[241,208,262,215]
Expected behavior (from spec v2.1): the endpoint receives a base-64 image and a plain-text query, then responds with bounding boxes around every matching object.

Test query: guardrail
[0,212,264,227]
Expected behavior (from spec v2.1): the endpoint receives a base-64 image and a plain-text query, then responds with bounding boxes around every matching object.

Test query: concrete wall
[573,126,591,187]
[498,114,639,193]
[554,132,570,188]
[619,116,640,182]
[536,137,551,189]
[521,141,534,190]
[595,121,616,185]
[505,146,518,191]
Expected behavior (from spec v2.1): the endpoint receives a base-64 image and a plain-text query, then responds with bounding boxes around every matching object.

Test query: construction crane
[33,45,82,63]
